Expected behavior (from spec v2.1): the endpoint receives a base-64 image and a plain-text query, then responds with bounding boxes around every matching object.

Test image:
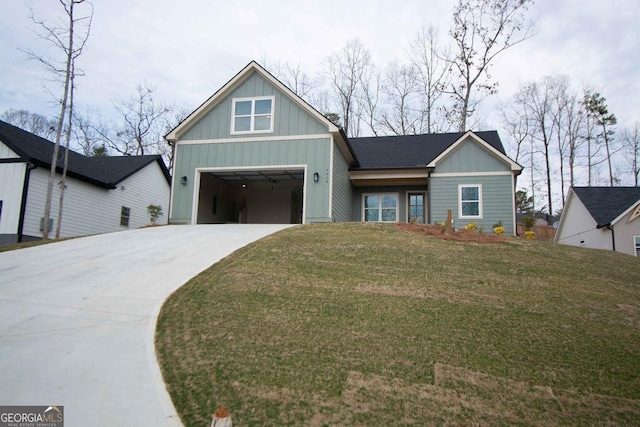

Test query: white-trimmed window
[634,235,640,257]
[458,184,482,218]
[363,193,399,222]
[231,96,275,134]
[120,206,131,227]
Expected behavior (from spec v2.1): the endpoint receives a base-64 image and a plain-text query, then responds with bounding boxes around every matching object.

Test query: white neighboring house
[554,186,640,257]
[0,120,171,244]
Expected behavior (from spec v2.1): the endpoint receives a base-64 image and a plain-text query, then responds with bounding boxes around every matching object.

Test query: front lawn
[156,223,640,425]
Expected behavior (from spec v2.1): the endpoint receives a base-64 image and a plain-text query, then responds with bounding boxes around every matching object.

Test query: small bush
[465,222,477,231]
[525,230,536,240]
[494,226,505,235]
[147,204,163,225]
[520,216,536,231]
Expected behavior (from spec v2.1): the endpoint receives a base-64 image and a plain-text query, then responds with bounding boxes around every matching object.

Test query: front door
[408,192,425,223]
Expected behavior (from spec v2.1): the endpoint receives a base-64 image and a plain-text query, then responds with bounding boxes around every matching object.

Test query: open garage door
[195,167,305,224]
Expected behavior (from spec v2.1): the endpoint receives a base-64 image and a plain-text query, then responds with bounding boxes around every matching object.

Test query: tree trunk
[56,61,75,239]
[42,1,75,240]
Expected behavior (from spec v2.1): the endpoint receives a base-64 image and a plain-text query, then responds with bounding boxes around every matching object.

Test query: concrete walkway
[0,224,292,426]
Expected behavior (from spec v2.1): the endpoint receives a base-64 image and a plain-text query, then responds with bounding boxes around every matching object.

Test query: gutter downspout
[17,162,36,243]
[606,224,616,252]
[426,168,433,224]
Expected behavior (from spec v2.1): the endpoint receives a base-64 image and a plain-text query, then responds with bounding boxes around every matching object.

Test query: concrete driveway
[0,224,292,426]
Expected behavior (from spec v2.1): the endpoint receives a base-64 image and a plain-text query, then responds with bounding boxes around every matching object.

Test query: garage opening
[196,168,304,224]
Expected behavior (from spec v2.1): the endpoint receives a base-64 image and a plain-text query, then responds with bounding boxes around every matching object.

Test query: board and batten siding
[180,71,329,141]
[0,162,27,242]
[331,141,354,222]
[22,162,169,239]
[430,175,515,235]
[437,139,511,173]
[171,138,332,224]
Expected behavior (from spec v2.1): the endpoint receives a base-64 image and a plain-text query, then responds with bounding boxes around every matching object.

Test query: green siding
[171,138,332,223]
[332,143,354,222]
[430,175,515,235]
[353,185,428,222]
[437,139,510,173]
[181,72,329,140]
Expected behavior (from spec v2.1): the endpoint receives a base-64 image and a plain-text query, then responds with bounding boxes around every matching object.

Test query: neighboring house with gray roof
[167,61,523,235]
[0,120,171,244]
[554,186,640,256]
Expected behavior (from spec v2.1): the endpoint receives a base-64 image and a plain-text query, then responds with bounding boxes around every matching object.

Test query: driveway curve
[0,224,292,426]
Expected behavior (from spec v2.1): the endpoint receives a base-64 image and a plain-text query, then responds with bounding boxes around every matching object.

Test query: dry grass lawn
[156,223,640,426]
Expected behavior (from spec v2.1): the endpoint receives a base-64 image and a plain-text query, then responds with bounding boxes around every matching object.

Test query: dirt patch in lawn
[396,223,507,243]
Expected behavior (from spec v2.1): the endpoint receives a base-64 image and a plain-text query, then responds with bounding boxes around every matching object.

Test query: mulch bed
[396,223,507,244]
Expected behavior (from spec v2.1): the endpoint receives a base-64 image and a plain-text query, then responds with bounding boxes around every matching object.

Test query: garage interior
[197,169,304,224]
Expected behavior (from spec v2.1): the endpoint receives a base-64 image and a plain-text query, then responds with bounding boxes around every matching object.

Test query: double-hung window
[459,184,482,218]
[120,206,131,227]
[231,96,274,134]
[363,193,399,222]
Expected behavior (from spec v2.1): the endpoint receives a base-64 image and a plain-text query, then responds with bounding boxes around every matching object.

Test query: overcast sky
[1,0,639,198]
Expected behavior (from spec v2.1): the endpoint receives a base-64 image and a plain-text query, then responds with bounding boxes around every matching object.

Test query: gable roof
[0,120,170,189]
[572,186,640,227]
[166,61,339,139]
[165,60,357,165]
[348,130,520,171]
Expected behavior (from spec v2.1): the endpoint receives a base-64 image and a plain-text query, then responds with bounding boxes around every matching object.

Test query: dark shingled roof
[0,120,170,188]
[348,130,506,169]
[573,186,640,227]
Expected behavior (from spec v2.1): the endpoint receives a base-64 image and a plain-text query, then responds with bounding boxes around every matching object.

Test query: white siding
[0,162,27,235]
[555,194,612,251]
[22,162,170,239]
[612,208,640,256]
[0,141,20,159]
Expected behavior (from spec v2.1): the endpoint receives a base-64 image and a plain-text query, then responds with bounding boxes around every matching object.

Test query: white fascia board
[611,199,640,226]
[426,131,523,172]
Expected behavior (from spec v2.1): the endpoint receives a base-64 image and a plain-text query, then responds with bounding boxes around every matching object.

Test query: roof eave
[426,130,522,171]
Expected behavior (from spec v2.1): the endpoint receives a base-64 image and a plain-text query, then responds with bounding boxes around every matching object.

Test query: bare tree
[584,92,618,186]
[379,62,422,135]
[0,109,57,140]
[323,38,372,137]
[73,110,108,156]
[621,124,640,186]
[549,76,572,205]
[499,98,530,165]
[22,0,93,239]
[562,89,586,188]
[160,103,191,170]
[448,0,535,131]
[101,83,170,156]
[361,67,382,136]
[55,60,77,239]
[510,78,555,215]
[408,25,451,133]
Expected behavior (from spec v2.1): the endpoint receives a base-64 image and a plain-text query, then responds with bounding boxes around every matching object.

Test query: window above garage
[231,96,275,135]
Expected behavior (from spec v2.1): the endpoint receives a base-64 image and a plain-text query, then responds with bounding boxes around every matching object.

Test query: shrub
[494,226,505,235]
[147,204,163,225]
[464,222,477,231]
[525,230,536,240]
[520,216,536,231]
